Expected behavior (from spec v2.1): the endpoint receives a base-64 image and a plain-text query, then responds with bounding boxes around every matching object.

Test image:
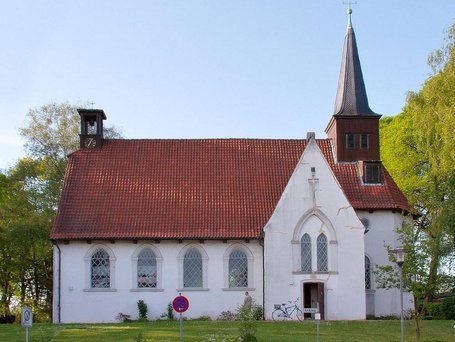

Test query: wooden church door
[303,282,325,320]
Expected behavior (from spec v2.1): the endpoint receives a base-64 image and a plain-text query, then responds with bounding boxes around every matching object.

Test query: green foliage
[236,301,260,341]
[166,302,174,320]
[133,332,149,342]
[0,102,123,318]
[379,21,455,308]
[0,320,455,341]
[217,310,236,321]
[428,297,455,320]
[137,300,148,321]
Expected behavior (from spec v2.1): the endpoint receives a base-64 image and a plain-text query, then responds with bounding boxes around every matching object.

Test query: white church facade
[51,11,412,323]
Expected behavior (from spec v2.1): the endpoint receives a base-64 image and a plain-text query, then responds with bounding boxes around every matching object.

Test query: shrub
[0,315,15,324]
[167,302,175,320]
[427,302,443,319]
[236,304,257,341]
[440,296,455,319]
[194,315,211,321]
[137,300,148,321]
[251,304,263,321]
[427,297,455,320]
[217,310,236,321]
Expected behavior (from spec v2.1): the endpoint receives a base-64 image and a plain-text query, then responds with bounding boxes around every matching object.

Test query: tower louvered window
[229,249,248,288]
[300,234,312,272]
[317,234,328,272]
[137,249,157,288]
[183,248,203,288]
[91,249,110,288]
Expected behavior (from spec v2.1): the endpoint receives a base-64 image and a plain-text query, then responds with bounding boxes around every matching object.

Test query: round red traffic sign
[172,296,189,313]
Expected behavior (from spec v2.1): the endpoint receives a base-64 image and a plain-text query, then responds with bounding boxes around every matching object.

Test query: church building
[51,10,412,323]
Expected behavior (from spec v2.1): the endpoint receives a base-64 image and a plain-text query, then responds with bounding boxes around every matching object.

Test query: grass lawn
[0,320,454,341]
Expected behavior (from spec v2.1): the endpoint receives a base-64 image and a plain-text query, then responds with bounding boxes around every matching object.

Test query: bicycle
[272,298,304,321]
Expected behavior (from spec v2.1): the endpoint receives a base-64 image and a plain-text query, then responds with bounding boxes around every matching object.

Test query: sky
[1,1,454,170]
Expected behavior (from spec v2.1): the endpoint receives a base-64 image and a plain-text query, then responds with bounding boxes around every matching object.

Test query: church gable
[264,136,367,320]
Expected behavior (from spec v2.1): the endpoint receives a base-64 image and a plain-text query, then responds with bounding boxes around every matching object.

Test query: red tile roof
[50,139,408,240]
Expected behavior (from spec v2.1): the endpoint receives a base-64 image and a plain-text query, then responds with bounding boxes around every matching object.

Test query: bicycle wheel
[272,309,287,321]
[295,308,304,321]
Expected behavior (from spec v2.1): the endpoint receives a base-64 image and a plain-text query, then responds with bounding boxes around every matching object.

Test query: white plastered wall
[263,138,366,320]
[53,240,263,323]
[359,210,414,317]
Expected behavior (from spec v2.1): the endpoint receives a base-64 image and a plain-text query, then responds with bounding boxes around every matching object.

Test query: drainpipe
[259,237,265,320]
[55,241,62,323]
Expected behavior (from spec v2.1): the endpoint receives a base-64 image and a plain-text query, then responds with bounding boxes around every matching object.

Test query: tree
[19,102,122,210]
[379,21,455,339]
[0,102,122,320]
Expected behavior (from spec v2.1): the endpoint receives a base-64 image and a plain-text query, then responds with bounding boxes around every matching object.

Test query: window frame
[228,249,248,288]
[364,162,381,183]
[131,244,163,292]
[223,244,254,291]
[346,133,355,150]
[84,245,116,292]
[300,233,312,272]
[365,255,372,290]
[316,233,328,272]
[360,134,369,149]
[177,244,209,291]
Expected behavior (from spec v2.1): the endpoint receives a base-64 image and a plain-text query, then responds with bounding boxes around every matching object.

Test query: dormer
[78,108,107,149]
[325,8,381,163]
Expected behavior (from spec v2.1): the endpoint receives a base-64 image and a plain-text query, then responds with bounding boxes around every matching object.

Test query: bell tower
[78,108,107,149]
[325,8,381,164]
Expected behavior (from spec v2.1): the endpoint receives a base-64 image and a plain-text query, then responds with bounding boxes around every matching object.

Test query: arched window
[300,233,312,272]
[229,249,248,288]
[317,233,328,271]
[91,249,110,288]
[137,249,157,288]
[183,248,202,288]
[365,256,371,289]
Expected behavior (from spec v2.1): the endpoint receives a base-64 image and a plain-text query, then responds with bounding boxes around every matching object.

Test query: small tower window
[360,134,369,149]
[346,134,355,149]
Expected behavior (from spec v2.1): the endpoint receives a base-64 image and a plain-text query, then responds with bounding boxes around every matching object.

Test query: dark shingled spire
[334,8,377,116]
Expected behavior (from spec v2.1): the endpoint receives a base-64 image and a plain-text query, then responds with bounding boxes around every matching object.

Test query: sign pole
[21,307,33,342]
[315,313,321,342]
[172,293,189,342]
[179,312,183,342]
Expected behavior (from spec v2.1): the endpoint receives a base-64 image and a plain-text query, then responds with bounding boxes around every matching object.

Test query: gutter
[55,241,61,323]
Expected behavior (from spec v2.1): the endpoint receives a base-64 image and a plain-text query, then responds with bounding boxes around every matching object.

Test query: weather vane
[342,1,357,10]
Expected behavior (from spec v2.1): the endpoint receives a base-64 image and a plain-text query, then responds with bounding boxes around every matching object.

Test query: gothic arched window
[91,249,110,288]
[183,248,203,288]
[317,233,328,271]
[300,233,312,272]
[137,249,157,288]
[365,256,371,289]
[229,249,248,288]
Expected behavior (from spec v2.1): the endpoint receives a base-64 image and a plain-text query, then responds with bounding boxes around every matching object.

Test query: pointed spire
[333,8,376,116]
